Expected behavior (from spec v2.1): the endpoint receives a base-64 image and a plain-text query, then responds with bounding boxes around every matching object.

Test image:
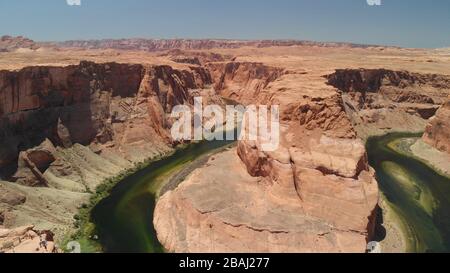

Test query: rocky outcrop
[423,100,450,154]
[0,225,59,253]
[326,69,450,139]
[327,69,450,104]
[11,139,56,187]
[163,49,233,64]
[155,149,377,253]
[0,36,39,52]
[207,62,285,102]
[154,62,379,253]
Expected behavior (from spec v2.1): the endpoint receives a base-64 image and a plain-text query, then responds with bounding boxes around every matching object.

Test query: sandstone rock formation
[0,61,221,244]
[154,62,379,253]
[0,61,216,183]
[12,139,56,187]
[327,69,450,139]
[0,225,59,253]
[423,100,450,154]
[163,50,234,67]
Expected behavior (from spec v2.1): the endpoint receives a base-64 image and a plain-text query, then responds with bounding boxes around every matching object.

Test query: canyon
[154,64,450,253]
[1,37,449,253]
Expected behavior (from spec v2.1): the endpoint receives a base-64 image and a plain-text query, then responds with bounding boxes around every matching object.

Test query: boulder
[0,184,26,206]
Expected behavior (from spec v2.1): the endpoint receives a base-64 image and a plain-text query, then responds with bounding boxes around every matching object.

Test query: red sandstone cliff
[326,69,450,139]
[154,62,379,253]
[423,100,450,154]
[0,61,215,186]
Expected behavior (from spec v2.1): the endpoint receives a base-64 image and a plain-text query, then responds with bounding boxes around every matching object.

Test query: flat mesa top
[1,45,449,77]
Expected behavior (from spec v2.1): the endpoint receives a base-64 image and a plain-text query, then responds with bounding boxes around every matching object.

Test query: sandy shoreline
[378,196,408,253]
[410,140,450,178]
[375,134,450,253]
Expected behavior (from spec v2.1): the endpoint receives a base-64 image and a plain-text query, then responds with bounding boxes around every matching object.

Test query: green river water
[367,133,450,253]
[90,139,233,253]
[87,133,450,253]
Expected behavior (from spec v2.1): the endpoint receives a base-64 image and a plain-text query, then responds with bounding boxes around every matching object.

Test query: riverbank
[158,145,235,198]
[67,131,448,253]
[61,148,179,253]
[377,195,407,253]
[367,133,413,253]
[392,138,450,178]
[71,139,234,253]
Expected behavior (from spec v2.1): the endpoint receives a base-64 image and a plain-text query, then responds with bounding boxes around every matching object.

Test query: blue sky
[0,0,449,48]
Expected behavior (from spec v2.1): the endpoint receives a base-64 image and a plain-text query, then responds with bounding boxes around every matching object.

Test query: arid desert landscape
[0,35,449,253]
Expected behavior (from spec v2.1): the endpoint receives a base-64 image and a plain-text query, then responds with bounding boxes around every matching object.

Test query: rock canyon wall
[0,61,219,240]
[327,69,450,139]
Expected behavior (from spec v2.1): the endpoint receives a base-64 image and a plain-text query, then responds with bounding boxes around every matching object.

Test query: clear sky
[0,0,449,48]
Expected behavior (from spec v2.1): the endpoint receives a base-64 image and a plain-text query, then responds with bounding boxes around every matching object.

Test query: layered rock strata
[55,39,384,52]
[423,100,450,154]
[0,225,59,253]
[154,62,380,253]
[0,61,220,239]
[327,69,450,139]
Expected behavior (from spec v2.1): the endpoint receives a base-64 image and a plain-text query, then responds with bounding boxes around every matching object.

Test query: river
[89,133,450,253]
[367,133,450,253]
[90,139,234,253]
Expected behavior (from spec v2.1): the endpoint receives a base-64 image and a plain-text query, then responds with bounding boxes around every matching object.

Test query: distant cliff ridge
[0,36,40,52]
[52,38,388,51]
[0,35,396,53]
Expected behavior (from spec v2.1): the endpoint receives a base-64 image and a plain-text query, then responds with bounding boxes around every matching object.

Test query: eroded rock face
[0,61,214,183]
[11,139,56,187]
[327,69,450,102]
[327,69,450,139]
[423,100,450,154]
[155,148,378,253]
[162,49,233,65]
[0,225,59,253]
[154,62,379,253]
[0,60,222,244]
[208,62,285,102]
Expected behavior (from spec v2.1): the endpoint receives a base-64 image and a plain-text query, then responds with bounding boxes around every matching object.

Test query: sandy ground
[411,140,450,177]
[378,196,407,253]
